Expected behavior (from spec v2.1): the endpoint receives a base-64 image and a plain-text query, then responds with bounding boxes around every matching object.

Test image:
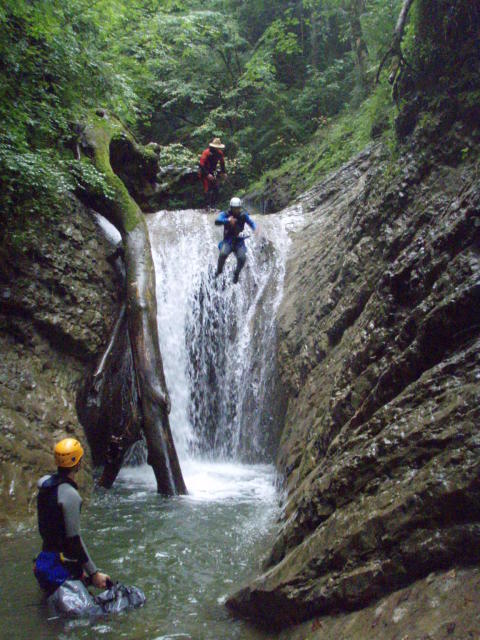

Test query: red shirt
[199,148,225,177]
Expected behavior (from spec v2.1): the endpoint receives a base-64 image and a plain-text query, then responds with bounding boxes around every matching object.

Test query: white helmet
[229,196,242,209]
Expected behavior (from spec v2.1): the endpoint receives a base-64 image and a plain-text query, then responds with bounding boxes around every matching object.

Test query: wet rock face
[227,118,480,626]
[152,164,201,211]
[245,175,293,214]
[276,567,480,640]
[0,196,120,524]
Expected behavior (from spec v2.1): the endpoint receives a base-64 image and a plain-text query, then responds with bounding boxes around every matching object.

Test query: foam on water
[117,460,277,503]
[0,205,305,640]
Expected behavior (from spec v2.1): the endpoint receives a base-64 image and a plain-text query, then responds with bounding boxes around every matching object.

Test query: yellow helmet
[54,438,84,468]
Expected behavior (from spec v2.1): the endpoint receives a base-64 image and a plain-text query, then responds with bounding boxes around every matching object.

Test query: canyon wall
[227,94,480,631]
[0,197,120,524]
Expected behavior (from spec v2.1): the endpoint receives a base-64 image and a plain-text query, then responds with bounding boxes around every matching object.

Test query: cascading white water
[0,206,305,640]
[94,205,303,490]
[148,207,302,468]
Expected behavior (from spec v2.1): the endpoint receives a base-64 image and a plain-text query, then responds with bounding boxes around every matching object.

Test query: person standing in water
[215,196,256,283]
[34,437,111,594]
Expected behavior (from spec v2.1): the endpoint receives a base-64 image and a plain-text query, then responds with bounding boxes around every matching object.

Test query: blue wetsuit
[214,209,256,282]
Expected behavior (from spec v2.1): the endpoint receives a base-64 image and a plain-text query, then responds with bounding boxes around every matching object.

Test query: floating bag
[47,579,146,618]
[95,582,146,614]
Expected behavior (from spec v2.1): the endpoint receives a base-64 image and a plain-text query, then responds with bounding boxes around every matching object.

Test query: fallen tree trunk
[80,110,187,495]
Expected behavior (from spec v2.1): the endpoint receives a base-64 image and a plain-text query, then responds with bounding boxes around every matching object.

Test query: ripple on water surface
[0,461,279,640]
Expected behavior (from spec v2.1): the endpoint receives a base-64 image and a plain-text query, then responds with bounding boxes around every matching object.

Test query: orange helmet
[54,438,84,468]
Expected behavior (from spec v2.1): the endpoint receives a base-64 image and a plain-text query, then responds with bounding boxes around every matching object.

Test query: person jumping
[214,197,256,284]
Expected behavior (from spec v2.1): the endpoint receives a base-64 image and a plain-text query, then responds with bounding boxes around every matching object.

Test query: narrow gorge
[228,114,480,636]
[1,1,479,637]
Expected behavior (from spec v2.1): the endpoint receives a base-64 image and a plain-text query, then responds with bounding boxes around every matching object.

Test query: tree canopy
[1,0,476,226]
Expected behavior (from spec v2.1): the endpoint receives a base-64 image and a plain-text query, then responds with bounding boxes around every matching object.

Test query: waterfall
[148,207,302,465]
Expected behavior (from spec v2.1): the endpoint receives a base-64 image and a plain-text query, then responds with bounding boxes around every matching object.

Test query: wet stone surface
[276,567,480,640]
[0,196,120,524]
[227,116,480,629]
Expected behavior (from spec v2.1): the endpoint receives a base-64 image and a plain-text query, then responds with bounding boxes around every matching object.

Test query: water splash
[148,206,302,463]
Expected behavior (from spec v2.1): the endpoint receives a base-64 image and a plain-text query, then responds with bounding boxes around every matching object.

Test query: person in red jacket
[199,138,227,209]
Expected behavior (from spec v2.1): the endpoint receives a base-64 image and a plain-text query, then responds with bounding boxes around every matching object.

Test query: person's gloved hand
[91,571,111,589]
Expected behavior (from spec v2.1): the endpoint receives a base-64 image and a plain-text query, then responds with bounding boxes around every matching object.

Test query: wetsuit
[215,209,256,282]
[34,473,97,593]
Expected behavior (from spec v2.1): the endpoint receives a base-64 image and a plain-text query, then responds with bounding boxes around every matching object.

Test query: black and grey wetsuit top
[37,474,97,576]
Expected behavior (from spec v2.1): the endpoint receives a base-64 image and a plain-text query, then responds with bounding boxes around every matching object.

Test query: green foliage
[0,131,69,239]
[3,0,465,224]
[157,144,198,168]
[249,81,397,201]
[0,136,71,202]
[128,0,409,179]
[292,59,352,128]
[68,159,116,201]
[0,0,147,242]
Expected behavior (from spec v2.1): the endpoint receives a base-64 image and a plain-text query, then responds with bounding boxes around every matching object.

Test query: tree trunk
[77,302,144,488]
[393,0,415,50]
[376,0,416,83]
[299,1,305,61]
[347,0,370,87]
[81,111,187,495]
[310,7,319,70]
